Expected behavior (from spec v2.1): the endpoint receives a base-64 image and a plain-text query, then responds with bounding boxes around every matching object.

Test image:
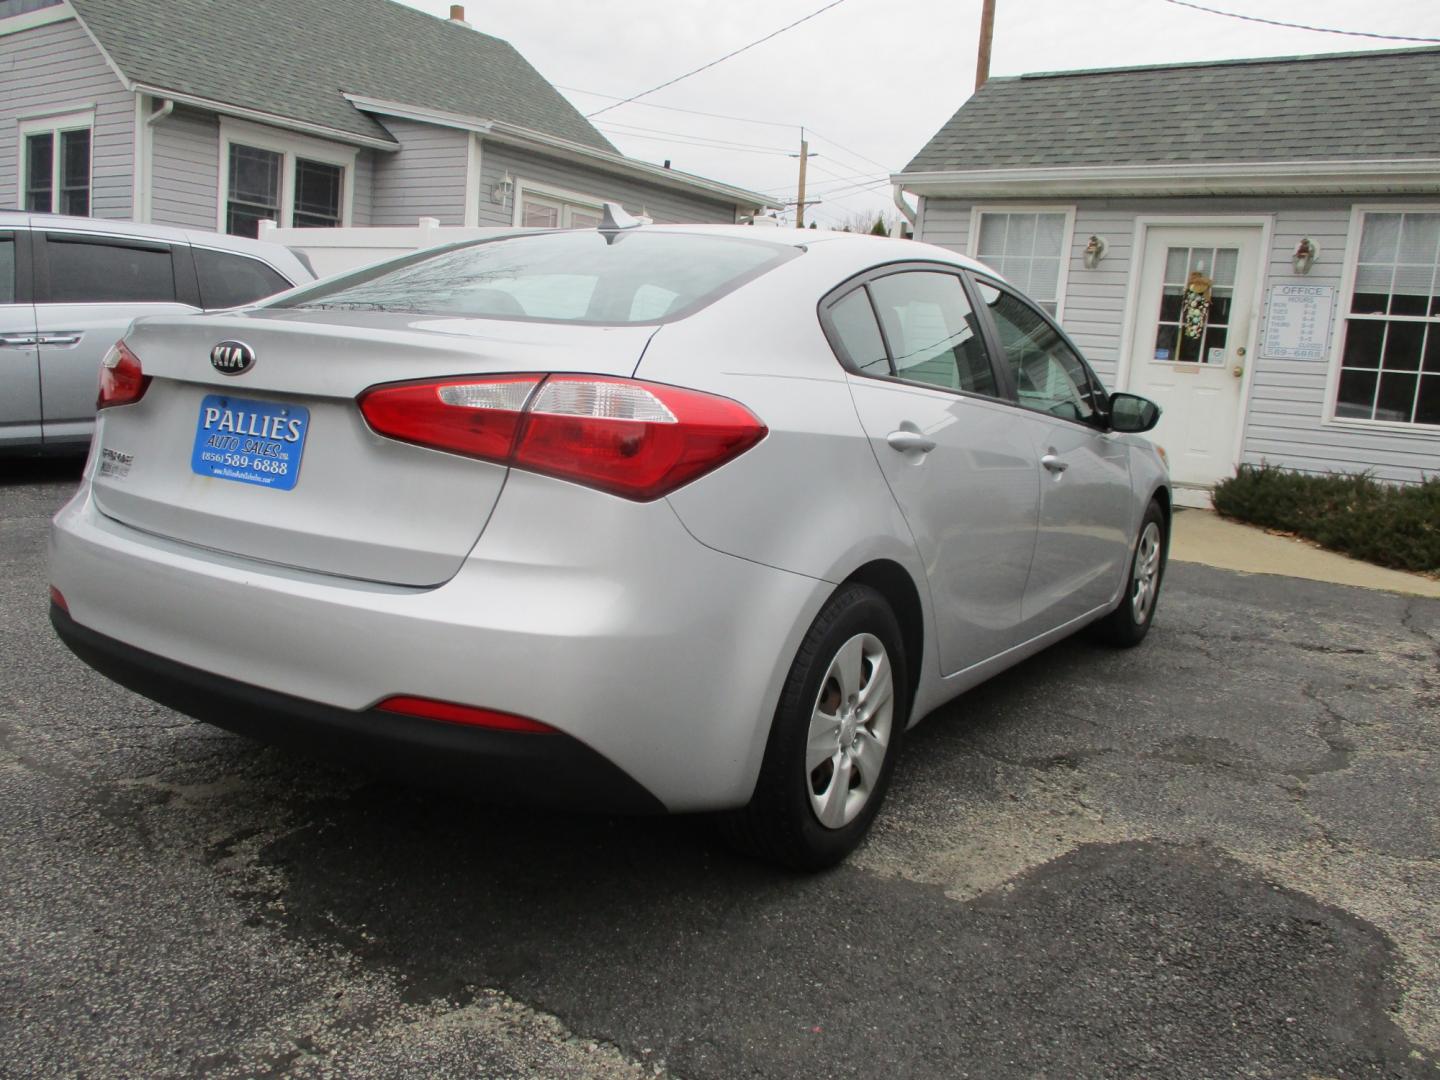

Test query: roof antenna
[599,201,642,242]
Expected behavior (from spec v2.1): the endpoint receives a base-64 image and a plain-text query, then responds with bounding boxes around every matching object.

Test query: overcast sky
[399,0,1438,227]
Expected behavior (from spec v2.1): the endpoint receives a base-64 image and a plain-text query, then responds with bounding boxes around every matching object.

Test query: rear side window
[0,236,13,304]
[826,289,889,375]
[273,231,799,324]
[44,234,176,304]
[868,271,997,396]
[195,248,291,308]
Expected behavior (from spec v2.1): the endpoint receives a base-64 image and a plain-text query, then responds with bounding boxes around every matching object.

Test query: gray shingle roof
[70,0,615,151]
[904,47,1440,173]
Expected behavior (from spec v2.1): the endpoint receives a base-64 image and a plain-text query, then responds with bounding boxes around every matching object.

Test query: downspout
[892,184,917,231]
[139,98,174,225]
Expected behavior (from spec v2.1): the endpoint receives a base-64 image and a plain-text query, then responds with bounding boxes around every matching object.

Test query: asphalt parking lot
[2,460,1437,1080]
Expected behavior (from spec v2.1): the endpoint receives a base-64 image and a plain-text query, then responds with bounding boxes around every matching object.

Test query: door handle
[886,430,936,454]
[0,335,38,347]
[37,334,82,346]
[1041,453,1069,473]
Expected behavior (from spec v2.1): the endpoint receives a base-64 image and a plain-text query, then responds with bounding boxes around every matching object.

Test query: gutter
[131,85,401,152]
[891,158,1440,198]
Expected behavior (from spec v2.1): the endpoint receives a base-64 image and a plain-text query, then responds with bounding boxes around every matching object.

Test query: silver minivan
[0,213,313,454]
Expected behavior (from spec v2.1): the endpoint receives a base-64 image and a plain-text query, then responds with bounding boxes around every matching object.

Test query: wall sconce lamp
[1083,234,1108,269]
[491,173,513,205]
[1292,238,1319,275]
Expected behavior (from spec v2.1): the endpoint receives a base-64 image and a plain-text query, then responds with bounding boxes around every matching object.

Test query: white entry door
[1126,225,1263,489]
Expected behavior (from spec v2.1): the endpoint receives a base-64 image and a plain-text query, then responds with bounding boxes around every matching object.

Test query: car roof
[0,211,313,281]
[636,222,989,273]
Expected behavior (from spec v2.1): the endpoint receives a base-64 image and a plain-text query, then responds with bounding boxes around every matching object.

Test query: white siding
[0,15,133,217]
[919,194,1440,483]
[370,117,469,226]
[149,106,217,229]
[477,140,738,226]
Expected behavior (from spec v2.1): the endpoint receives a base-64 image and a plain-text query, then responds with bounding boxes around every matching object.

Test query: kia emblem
[210,340,255,376]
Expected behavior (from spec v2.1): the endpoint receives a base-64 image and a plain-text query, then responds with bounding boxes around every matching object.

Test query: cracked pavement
[2,461,1438,1079]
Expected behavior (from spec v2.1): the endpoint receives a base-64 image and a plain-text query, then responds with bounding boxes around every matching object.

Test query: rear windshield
[271,230,799,324]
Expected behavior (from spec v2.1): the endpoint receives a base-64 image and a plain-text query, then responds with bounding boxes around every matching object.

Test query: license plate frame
[190,394,310,491]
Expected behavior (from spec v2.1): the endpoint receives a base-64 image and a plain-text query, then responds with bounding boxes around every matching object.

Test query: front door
[1126,225,1263,491]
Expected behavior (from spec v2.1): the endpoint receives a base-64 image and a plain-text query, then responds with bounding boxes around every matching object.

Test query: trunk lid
[91,309,656,585]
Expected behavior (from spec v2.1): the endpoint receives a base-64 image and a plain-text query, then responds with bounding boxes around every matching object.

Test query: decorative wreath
[1182,269,1213,340]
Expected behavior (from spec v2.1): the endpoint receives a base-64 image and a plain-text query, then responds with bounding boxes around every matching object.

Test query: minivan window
[0,237,13,304]
[44,235,176,304]
[195,248,292,308]
[274,231,799,324]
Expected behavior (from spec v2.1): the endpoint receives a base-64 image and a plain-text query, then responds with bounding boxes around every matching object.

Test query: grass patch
[1211,465,1440,574]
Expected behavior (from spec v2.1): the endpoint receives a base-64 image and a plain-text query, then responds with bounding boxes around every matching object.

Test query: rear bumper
[51,603,664,814]
[48,471,829,811]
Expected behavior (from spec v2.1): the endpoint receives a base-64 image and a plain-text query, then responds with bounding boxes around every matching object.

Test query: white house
[895,48,1440,501]
[1,0,779,237]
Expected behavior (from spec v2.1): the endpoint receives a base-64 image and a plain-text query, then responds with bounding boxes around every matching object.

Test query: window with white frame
[21,112,92,216]
[1335,210,1440,427]
[220,123,353,238]
[515,182,606,230]
[971,209,1071,317]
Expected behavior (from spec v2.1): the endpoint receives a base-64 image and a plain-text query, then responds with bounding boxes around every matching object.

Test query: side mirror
[1107,392,1161,434]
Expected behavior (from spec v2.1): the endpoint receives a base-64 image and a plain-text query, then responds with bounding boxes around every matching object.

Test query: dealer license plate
[190,394,310,491]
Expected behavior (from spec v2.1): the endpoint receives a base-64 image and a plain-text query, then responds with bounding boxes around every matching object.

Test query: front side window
[977,280,1100,424]
[973,210,1069,316]
[0,235,14,303]
[44,235,175,304]
[1335,211,1440,426]
[23,122,91,215]
[273,230,797,324]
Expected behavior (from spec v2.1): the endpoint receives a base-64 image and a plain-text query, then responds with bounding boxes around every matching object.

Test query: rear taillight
[358,374,766,501]
[97,341,151,409]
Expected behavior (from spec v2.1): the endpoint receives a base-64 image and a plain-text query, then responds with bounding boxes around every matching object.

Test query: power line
[559,86,799,130]
[597,120,796,155]
[803,128,894,174]
[586,0,857,118]
[808,159,890,186]
[594,126,800,157]
[1160,0,1440,42]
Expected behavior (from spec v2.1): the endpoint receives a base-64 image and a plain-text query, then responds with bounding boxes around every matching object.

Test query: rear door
[971,276,1132,633]
[0,227,41,449]
[33,229,199,448]
[823,265,1041,676]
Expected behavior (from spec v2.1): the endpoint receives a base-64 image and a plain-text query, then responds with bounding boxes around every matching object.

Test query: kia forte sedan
[49,214,1169,869]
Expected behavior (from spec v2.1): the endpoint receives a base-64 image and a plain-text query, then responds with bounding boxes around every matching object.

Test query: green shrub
[1212,464,1440,573]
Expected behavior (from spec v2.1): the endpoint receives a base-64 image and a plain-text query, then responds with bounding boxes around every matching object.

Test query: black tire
[1094,499,1168,647]
[718,583,909,871]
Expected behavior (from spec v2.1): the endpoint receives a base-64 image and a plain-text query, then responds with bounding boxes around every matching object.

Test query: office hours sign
[1260,284,1335,361]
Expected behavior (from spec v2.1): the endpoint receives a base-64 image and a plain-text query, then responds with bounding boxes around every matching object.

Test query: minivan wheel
[719,583,908,871]
[1094,500,1167,647]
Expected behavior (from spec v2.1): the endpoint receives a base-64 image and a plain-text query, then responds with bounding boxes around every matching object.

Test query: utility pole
[796,128,811,229]
[975,0,995,92]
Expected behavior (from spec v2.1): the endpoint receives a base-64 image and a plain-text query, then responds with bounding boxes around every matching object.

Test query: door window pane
[0,237,14,303]
[1337,211,1440,425]
[226,144,282,238]
[45,236,175,303]
[293,159,343,228]
[826,288,890,376]
[978,281,1099,423]
[195,248,292,308]
[25,132,53,212]
[1152,246,1237,366]
[59,129,90,216]
[868,272,996,395]
[973,211,1068,314]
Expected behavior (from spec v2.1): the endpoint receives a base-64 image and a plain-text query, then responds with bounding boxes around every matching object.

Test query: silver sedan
[49,218,1169,869]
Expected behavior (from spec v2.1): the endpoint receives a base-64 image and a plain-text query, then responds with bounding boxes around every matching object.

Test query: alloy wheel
[1131,521,1163,624]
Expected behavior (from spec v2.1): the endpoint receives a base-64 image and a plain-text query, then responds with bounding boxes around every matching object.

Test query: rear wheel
[719,584,908,871]
[1094,500,1167,647]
